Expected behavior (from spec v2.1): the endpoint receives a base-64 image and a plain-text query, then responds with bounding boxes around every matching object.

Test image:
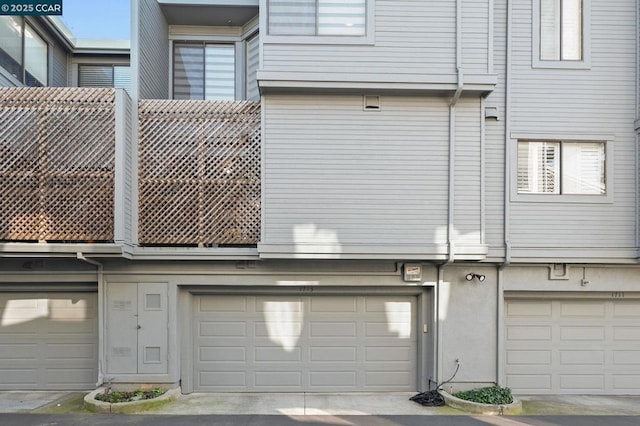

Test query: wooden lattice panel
[0,88,116,242]
[138,100,261,246]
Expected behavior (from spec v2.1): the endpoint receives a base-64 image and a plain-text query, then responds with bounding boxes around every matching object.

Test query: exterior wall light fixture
[465,273,486,282]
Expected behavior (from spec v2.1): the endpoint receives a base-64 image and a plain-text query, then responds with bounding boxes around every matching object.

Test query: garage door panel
[612,302,640,317]
[613,326,640,340]
[310,297,357,312]
[0,292,97,390]
[193,295,417,392]
[559,302,605,318]
[310,322,357,337]
[506,298,640,395]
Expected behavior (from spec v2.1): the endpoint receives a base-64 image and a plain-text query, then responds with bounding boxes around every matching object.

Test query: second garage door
[193,294,417,392]
[505,297,640,395]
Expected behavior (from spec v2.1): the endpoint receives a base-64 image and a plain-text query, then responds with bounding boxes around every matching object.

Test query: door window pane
[0,16,22,80]
[318,0,366,36]
[24,23,47,86]
[204,44,235,101]
[174,43,204,100]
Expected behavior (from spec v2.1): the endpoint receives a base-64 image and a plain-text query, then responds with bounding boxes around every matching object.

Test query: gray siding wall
[462,0,490,74]
[137,0,169,99]
[262,0,457,81]
[50,43,68,87]
[508,0,637,259]
[261,94,483,258]
[484,0,507,260]
[454,96,483,247]
[262,0,491,83]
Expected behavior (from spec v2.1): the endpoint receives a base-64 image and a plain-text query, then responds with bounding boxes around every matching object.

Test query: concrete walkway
[3,390,640,417]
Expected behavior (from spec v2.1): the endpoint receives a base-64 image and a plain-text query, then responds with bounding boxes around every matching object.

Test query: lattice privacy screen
[0,88,116,242]
[138,100,261,246]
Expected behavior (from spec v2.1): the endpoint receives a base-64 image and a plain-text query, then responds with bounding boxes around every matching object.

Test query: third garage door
[505,297,640,394]
[193,294,417,392]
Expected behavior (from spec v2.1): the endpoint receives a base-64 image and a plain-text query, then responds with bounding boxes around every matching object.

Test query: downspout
[437,0,464,385]
[497,0,514,387]
[77,253,105,387]
[636,0,640,258]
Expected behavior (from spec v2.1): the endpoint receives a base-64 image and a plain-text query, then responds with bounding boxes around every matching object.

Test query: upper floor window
[540,0,581,60]
[517,140,605,195]
[534,0,590,68]
[173,42,235,101]
[268,0,366,36]
[0,16,48,86]
[79,64,131,93]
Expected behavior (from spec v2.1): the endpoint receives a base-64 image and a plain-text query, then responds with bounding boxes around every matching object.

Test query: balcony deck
[0,87,116,243]
[0,88,261,250]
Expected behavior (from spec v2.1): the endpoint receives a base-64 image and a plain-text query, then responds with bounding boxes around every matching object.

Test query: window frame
[532,0,591,69]
[0,16,49,86]
[171,41,238,101]
[78,63,131,91]
[510,133,613,204]
[261,0,375,45]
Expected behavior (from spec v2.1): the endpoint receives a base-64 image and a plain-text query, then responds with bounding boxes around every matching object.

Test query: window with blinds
[78,64,131,93]
[173,43,235,101]
[540,0,582,60]
[245,33,260,101]
[268,0,366,36]
[517,141,605,195]
[0,17,47,86]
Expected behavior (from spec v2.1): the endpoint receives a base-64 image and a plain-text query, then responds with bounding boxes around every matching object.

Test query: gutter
[77,252,105,387]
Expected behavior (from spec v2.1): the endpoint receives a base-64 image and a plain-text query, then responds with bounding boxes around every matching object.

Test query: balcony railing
[138,100,261,246]
[0,88,116,242]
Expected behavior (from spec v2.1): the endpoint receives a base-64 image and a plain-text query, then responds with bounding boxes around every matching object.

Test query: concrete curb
[83,387,181,414]
[439,390,522,415]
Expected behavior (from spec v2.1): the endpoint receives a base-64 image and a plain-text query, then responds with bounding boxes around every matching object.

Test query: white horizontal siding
[483,0,507,258]
[462,0,490,73]
[138,0,170,99]
[508,0,637,252]
[454,97,482,245]
[263,94,450,252]
[50,44,68,87]
[262,0,459,80]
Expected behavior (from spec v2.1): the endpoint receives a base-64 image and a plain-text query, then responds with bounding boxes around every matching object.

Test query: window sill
[511,193,613,204]
[262,34,375,45]
[532,58,591,70]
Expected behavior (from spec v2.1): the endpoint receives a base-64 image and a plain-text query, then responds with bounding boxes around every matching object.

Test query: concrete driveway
[3,390,640,417]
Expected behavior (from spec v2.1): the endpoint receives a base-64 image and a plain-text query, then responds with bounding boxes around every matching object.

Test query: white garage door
[505,298,640,395]
[0,292,98,390]
[193,294,417,392]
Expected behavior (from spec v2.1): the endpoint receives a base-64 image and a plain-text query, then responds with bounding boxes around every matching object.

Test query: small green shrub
[453,386,513,405]
[95,387,165,403]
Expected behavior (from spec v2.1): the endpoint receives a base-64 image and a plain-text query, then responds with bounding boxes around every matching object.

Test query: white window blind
[245,34,260,101]
[268,0,366,36]
[174,43,205,100]
[540,0,582,60]
[173,43,235,101]
[79,65,131,93]
[204,44,235,101]
[518,141,560,194]
[269,0,316,35]
[79,65,113,87]
[518,141,605,195]
[562,142,604,194]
